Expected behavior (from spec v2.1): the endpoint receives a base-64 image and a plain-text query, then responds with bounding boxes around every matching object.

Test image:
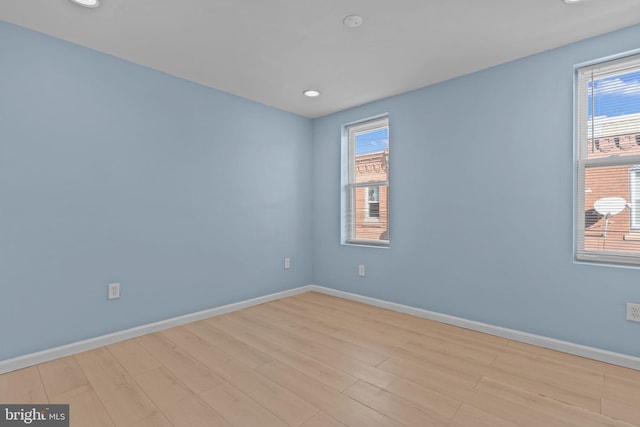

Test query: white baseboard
[0,285,314,375]
[308,285,640,371]
[2,283,639,374]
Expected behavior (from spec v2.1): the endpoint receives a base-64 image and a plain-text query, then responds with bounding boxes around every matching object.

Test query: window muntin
[345,117,389,246]
[576,53,640,265]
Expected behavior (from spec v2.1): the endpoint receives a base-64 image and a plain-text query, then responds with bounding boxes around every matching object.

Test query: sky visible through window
[355,127,389,155]
[588,70,640,118]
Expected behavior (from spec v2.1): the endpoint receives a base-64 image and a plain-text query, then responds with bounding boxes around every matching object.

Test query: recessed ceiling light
[343,15,364,28]
[564,0,582,3]
[303,90,320,98]
[70,0,100,8]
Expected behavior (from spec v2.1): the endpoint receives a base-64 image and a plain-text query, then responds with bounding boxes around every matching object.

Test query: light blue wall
[312,24,640,357]
[0,21,312,360]
[3,18,640,362]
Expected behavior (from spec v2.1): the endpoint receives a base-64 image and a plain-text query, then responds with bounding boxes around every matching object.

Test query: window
[343,117,389,246]
[575,53,640,265]
[366,186,380,220]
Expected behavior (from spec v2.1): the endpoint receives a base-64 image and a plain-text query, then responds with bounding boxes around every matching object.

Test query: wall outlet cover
[108,283,120,300]
[627,302,640,322]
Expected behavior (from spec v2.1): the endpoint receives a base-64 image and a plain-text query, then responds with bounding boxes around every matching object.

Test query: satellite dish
[594,197,626,217]
[594,197,627,237]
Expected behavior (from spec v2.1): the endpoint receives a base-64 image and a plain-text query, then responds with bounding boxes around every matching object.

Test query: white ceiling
[2,0,640,118]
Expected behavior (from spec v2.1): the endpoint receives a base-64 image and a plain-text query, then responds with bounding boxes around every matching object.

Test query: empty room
[2,0,640,426]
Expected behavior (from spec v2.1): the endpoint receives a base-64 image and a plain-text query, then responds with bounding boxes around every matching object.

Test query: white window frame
[630,166,640,230]
[342,116,389,247]
[575,51,640,266]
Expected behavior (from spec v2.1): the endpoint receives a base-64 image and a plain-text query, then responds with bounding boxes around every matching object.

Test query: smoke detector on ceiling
[343,15,364,28]
[70,0,100,8]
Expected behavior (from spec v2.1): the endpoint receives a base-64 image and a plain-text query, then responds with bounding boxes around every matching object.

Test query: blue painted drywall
[312,24,640,357]
[0,21,312,360]
[3,17,640,363]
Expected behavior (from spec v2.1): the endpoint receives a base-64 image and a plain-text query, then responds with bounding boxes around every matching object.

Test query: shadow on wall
[585,209,603,229]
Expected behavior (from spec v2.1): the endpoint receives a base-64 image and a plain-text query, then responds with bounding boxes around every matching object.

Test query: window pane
[583,166,635,253]
[586,70,640,160]
[369,202,380,218]
[352,184,388,242]
[354,127,389,184]
[368,187,379,202]
[631,168,640,229]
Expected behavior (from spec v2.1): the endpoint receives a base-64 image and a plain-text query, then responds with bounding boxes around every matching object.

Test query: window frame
[629,166,640,231]
[574,51,640,266]
[342,116,390,247]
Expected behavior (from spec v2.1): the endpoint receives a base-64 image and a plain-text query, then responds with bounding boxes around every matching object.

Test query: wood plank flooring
[1,291,639,426]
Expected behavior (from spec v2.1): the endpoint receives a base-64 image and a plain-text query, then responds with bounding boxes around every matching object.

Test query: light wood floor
[2,291,640,426]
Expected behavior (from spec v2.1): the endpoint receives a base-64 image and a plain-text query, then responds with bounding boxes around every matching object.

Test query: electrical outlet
[108,283,120,300]
[627,302,640,322]
[358,264,365,277]
[284,257,291,269]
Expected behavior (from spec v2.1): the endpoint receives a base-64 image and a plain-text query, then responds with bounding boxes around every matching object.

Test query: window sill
[344,240,389,248]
